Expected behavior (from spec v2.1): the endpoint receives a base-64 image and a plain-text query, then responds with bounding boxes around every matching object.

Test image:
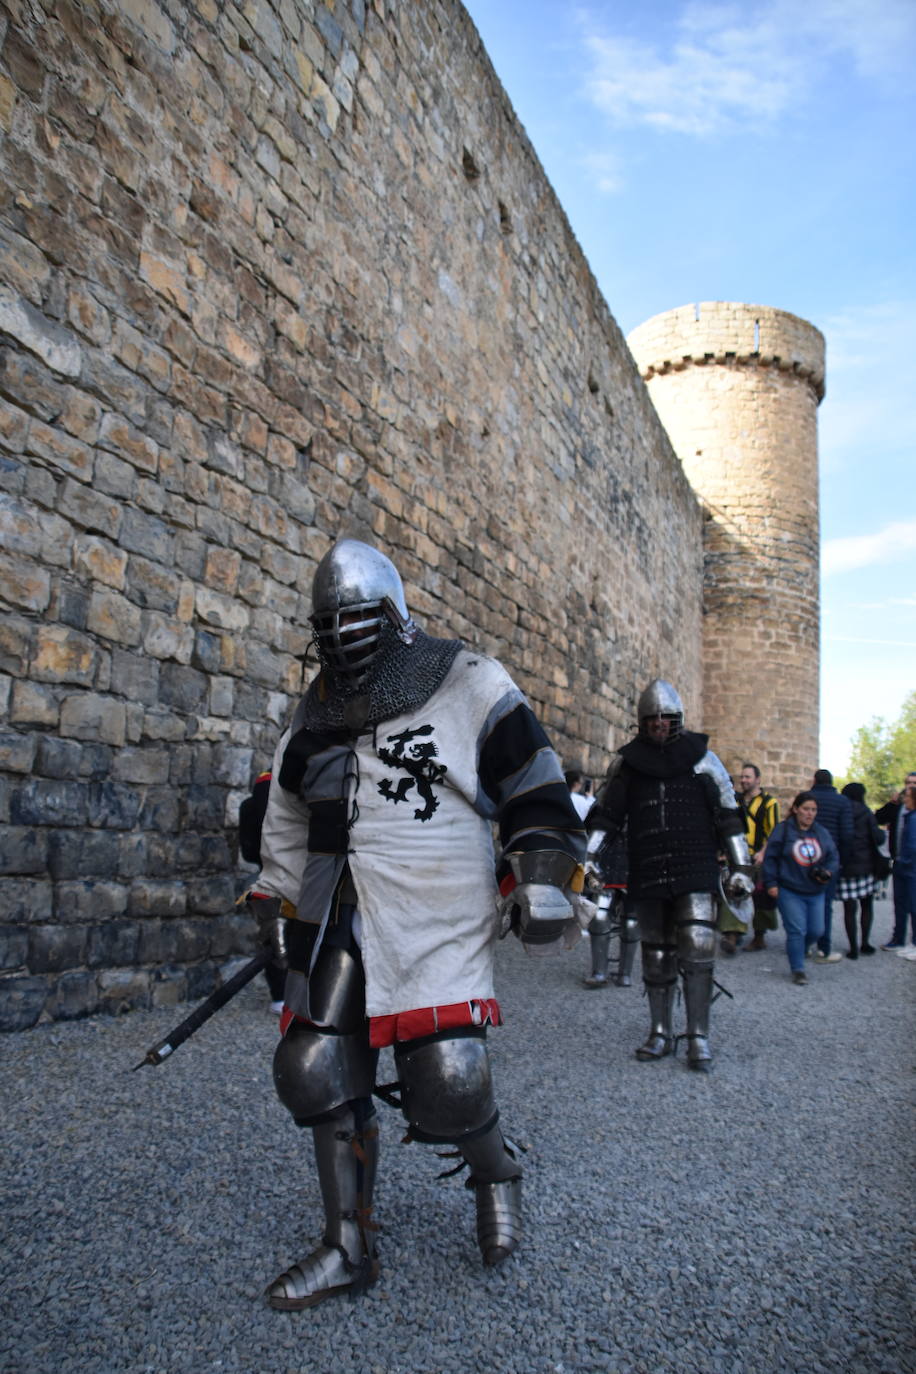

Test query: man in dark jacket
[875,771,916,948]
[808,769,854,962]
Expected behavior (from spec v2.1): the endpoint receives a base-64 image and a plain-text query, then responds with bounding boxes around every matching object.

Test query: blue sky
[463,0,916,773]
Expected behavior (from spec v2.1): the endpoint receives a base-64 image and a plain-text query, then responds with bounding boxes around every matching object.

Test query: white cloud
[580,150,625,194]
[822,520,916,576]
[579,0,916,137]
[818,301,916,476]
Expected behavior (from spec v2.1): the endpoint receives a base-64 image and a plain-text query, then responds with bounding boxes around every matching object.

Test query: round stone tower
[627,302,825,799]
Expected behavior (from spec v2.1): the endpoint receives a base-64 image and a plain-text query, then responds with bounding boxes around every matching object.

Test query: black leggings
[843,897,874,949]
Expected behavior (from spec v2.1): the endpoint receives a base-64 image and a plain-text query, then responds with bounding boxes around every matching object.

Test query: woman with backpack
[838,781,888,959]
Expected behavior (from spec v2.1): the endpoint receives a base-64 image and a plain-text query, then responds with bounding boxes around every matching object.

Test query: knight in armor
[245,538,585,1309]
[586,680,753,1071]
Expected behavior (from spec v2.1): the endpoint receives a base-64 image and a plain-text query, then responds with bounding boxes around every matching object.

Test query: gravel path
[2,897,914,1374]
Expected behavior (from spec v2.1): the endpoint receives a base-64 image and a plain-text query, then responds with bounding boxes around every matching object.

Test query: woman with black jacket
[839,781,886,958]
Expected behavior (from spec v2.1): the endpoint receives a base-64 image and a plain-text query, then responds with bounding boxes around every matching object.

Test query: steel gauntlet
[503,851,578,951]
[246,893,289,969]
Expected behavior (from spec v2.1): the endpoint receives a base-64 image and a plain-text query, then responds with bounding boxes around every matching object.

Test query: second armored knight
[586,680,752,1071]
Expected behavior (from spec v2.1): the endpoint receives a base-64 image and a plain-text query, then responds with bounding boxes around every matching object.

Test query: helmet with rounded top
[637,678,684,742]
[310,539,415,689]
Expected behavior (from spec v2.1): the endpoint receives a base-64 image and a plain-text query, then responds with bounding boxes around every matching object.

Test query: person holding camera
[761,792,840,985]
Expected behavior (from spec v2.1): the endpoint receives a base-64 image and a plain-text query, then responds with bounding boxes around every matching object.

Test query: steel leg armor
[674,893,718,1072]
[265,1100,379,1310]
[395,1030,523,1265]
[616,906,639,987]
[583,889,615,988]
[636,941,677,1060]
[267,938,382,1308]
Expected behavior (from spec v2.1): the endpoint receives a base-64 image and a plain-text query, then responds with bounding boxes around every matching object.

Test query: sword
[132,949,270,1069]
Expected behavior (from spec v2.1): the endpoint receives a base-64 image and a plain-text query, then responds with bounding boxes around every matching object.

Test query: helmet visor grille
[311,603,385,685]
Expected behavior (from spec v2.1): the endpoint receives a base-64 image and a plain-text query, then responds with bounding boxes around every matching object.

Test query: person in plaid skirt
[838,781,886,958]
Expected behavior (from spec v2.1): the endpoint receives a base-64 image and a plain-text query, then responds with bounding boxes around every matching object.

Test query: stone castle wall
[627,303,824,799]
[0,0,703,1029]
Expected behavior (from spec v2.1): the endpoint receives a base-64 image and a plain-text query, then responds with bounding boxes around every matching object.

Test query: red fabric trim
[278,999,503,1046]
[498,873,516,897]
[369,999,502,1048]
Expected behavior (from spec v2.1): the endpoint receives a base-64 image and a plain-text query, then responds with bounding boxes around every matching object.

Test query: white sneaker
[269,1000,285,1015]
[813,951,842,964]
[896,945,916,961]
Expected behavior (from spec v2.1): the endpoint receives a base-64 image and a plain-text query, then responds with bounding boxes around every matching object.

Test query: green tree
[843,690,916,803]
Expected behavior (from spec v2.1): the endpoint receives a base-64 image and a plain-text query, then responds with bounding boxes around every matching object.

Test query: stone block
[0,925,29,970]
[211,743,254,788]
[33,737,84,780]
[211,911,255,959]
[72,534,128,589]
[11,779,89,827]
[140,709,186,742]
[159,662,208,713]
[0,877,53,923]
[98,412,160,474]
[137,788,180,833]
[28,923,89,973]
[0,550,51,611]
[128,880,187,918]
[195,584,250,632]
[111,747,171,785]
[0,284,82,377]
[190,629,222,675]
[48,970,100,1020]
[141,611,194,663]
[57,478,122,538]
[97,967,150,1014]
[87,919,141,967]
[47,828,119,879]
[87,587,143,645]
[118,507,174,563]
[9,681,61,727]
[184,785,225,829]
[150,965,187,1007]
[200,835,232,870]
[0,974,49,1032]
[127,555,181,611]
[209,675,234,716]
[0,826,48,875]
[93,449,137,499]
[186,960,217,1000]
[0,729,37,773]
[87,781,143,830]
[0,223,51,302]
[106,648,160,707]
[60,692,127,745]
[117,832,149,879]
[27,419,93,480]
[31,624,98,685]
[54,879,128,923]
[0,613,32,675]
[187,874,237,915]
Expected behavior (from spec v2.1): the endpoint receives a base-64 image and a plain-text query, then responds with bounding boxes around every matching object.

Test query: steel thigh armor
[394,1029,498,1144]
[272,942,375,1125]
